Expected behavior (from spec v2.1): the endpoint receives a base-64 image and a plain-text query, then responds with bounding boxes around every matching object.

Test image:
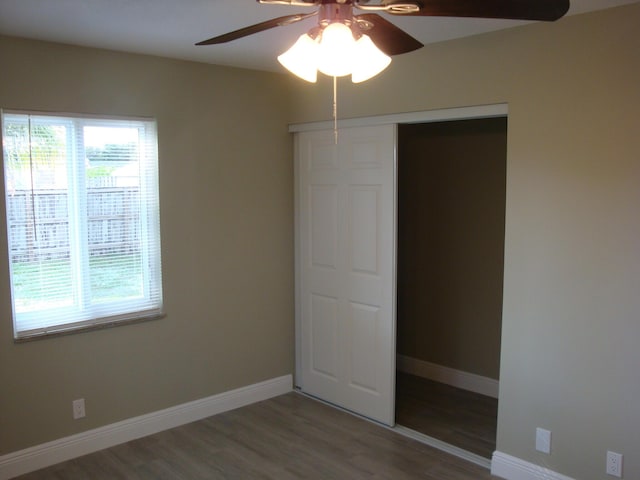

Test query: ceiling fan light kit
[278,5,393,84]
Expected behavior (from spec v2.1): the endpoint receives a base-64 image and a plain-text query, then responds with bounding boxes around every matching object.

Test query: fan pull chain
[333,75,338,145]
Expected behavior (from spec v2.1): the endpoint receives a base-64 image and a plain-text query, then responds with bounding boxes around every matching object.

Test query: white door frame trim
[289,103,508,133]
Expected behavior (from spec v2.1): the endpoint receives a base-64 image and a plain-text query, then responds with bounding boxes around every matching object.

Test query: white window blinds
[2,111,163,339]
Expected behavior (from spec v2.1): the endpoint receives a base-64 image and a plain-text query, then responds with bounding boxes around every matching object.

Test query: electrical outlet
[606,451,623,478]
[535,428,551,454]
[72,398,86,419]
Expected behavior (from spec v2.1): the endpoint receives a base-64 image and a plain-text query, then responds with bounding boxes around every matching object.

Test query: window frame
[1,110,164,341]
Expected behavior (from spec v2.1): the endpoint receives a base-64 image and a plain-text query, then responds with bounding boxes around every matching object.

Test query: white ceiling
[0,0,637,73]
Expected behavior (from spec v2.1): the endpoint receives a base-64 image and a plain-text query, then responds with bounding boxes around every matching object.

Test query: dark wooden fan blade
[390,0,570,21]
[356,13,423,56]
[196,13,312,45]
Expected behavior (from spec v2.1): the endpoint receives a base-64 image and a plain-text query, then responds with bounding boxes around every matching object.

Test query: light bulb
[351,34,391,83]
[317,22,356,78]
[278,33,319,83]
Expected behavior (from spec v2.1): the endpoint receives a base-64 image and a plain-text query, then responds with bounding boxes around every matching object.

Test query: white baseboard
[0,374,292,480]
[491,451,575,480]
[396,354,499,398]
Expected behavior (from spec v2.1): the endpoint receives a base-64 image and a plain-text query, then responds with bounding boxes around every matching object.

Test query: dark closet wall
[397,118,507,380]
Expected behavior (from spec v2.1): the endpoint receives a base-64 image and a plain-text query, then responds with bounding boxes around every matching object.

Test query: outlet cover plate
[606,451,623,478]
[536,428,551,454]
[72,398,86,419]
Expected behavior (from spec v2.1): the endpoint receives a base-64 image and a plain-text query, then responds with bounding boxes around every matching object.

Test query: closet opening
[395,117,507,460]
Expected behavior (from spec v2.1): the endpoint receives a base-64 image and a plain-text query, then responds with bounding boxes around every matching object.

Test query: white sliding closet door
[296,124,396,426]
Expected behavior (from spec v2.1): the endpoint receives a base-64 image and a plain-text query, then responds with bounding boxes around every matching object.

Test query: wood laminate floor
[15,392,498,480]
[395,372,498,459]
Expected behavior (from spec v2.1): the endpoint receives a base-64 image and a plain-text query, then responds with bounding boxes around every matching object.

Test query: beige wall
[289,4,640,480]
[0,36,295,454]
[397,119,506,380]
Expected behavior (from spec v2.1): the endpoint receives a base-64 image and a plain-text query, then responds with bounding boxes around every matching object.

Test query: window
[2,111,163,339]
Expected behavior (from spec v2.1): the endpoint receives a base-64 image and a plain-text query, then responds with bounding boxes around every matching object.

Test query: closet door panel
[297,125,396,426]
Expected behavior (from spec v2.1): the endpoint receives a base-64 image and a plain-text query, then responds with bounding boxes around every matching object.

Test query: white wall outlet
[535,427,551,454]
[72,398,86,419]
[606,451,623,478]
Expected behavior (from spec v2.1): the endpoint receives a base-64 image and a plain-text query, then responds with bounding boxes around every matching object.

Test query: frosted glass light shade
[317,22,356,77]
[277,34,318,83]
[278,23,390,83]
[351,34,391,83]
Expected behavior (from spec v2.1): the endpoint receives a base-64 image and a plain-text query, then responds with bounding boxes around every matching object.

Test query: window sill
[14,312,166,343]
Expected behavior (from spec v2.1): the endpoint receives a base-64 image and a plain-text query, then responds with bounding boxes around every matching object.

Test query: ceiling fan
[196,0,568,139]
[196,0,569,83]
[197,0,570,53]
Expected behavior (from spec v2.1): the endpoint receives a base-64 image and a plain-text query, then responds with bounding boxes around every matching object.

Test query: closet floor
[395,371,498,459]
